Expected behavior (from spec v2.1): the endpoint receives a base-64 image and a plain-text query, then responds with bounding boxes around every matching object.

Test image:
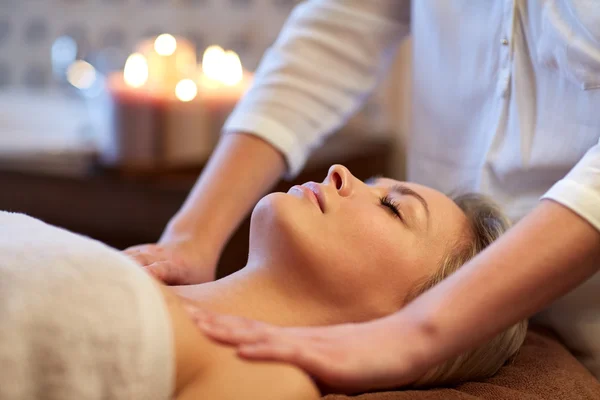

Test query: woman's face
[249,165,471,321]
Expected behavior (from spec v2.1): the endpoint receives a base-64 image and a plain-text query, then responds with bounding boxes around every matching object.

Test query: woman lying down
[0,164,527,399]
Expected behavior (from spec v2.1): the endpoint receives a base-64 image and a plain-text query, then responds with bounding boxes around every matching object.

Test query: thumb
[144,261,176,283]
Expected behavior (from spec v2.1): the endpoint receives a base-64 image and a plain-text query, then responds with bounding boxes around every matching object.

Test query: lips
[302,182,326,213]
[290,183,325,212]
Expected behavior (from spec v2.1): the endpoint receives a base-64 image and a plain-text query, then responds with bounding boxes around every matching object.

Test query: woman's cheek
[353,221,403,261]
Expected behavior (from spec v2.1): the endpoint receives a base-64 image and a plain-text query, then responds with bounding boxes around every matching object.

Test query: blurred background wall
[1,0,299,87]
[0,0,411,162]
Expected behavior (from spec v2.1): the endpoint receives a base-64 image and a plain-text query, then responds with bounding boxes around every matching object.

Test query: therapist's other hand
[192,311,430,394]
[124,238,216,285]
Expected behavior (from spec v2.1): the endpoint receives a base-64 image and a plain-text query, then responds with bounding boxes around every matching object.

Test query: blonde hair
[406,193,528,388]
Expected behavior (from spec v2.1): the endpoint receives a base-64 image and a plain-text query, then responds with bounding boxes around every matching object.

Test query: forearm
[163,132,285,255]
[398,200,600,370]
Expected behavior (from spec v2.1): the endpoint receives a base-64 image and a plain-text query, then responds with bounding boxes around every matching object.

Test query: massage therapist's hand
[124,235,217,285]
[192,311,431,394]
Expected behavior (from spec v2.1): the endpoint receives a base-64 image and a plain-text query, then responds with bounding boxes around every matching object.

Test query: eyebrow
[390,184,430,219]
[365,176,430,219]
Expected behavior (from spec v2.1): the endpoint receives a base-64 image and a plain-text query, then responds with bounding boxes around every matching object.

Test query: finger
[129,252,156,267]
[200,318,335,347]
[271,326,333,341]
[143,261,170,281]
[238,341,297,360]
[242,325,350,347]
[208,314,271,331]
[146,261,186,285]
[198,317,275,345]
[183,303,220,323]
[123,245,145,255]
[182,304,213,324]
[124,244,158,258]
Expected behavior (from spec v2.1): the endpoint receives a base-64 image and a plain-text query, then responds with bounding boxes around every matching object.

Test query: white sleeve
[223,0,411,178]
[542,140,600,231]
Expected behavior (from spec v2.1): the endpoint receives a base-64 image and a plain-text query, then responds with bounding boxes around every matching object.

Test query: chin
[250,193,325,263]
[252,192,317,229]
[251,193,291,228]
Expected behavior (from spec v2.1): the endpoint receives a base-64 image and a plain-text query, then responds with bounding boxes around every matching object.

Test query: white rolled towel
[0,212,173,400]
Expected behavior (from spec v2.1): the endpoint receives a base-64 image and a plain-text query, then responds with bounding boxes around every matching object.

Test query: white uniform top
[225,0,600,378]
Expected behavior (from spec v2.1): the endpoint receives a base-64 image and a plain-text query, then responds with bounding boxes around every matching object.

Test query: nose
[325,164,354,197]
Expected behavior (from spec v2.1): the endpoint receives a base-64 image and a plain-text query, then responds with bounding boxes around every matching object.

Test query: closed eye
[380,195,405,223]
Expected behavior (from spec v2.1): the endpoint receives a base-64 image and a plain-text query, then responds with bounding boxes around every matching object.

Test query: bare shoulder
[153,281,214,394]
[179,354,321,400]
[154,282,320,399]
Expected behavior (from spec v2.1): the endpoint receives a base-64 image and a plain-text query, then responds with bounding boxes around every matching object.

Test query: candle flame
[202,45,225,81]
[202,45,243,86]
[155,34,177,56]
[221,51,243,86]
[67,60,97,90]
[175,79,198,102]
[124,53,149,88]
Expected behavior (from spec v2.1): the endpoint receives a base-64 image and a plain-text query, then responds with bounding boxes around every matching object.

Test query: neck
[172,259,337,327]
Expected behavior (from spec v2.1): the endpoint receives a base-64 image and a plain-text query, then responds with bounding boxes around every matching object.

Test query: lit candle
[197,45,253,113]
[102,36,253,172]
[104,34,211,171]
[109,34,198,100]
[138,34,197,91]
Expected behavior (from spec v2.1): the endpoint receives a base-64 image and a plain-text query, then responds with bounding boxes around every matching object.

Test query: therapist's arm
[403,199,600,378]
[413,140,600,379]
[125,0,410,284]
